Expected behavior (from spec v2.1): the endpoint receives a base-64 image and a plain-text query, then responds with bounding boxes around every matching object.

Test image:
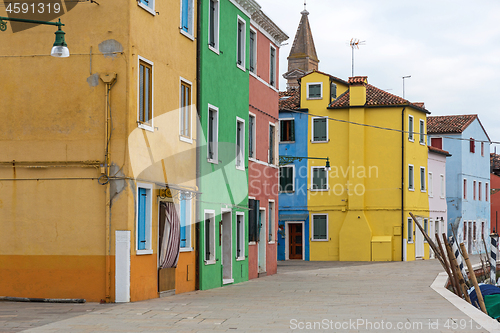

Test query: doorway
[221,210,233,284]
[258,208,266,274]
[415,222,424,258]
[288,223,303,260]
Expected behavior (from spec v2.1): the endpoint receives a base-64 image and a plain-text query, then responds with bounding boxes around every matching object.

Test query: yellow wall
[302,72,429,262]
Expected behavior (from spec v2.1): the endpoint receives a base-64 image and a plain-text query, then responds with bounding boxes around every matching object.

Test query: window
[270,45,276,87]
[208,0,219,51]
[207,105,218,163]
[481,142,484,157]
[419,119,425,144]
[269,124,276,164]
[138,0,155,15]
[249,29,256,73]
[180,0,194,37]
[408,165,414,190]
[431,137,442,149]
[307,83,322,99]
[408,115,414,141]
[479,182,482,201]
[236,213,245,260]
[138,57,153,130]
[420,167,426,192]
[473,181,477,200]
[428,172,433,197]
[280,119,295,142]
[435,219,439,237]
[279,165,294,192]
[268,201,275,242]
[312,214,328,240]
[473,222,477,241]
[312,166,328,190]
[482,222,485,238]
[136,184,153,254]
[407,218,413,243]
[330,82,337,101]
[249,114,256,159]
[424,218,428,241]
[236,17,246,70]
[236,118,245,169]
[463,179,467,200]
[312,117,328,142]
[204,210,216,263]
[180,79,192,141]
[464,222,467,241]
[486,183,489,201]
[470,138,475,153]
[179,192,192,249]
[248,199,259,243]
[440,174,445,198]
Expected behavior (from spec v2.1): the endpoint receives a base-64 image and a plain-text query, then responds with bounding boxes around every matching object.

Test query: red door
[289,224,303,260]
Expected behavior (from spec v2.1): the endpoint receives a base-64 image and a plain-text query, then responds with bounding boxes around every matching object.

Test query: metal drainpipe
[195,0,202,291]
[401,107,406,261]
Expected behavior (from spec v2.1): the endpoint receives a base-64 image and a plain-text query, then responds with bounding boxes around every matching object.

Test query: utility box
[371,236,393,261]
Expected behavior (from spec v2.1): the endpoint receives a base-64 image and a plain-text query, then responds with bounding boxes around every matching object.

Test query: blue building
[428,115,491,254]
[278,91,310,261]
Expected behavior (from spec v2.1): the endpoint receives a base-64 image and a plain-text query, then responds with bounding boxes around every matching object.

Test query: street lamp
[280,156,331,171]
[0,17,69,57]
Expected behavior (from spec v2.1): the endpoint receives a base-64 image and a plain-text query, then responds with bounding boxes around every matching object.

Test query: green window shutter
[313,168,326,189]
[313,215,327,240]
[290,119,295,141]
[309,84,321,98]
[280,120,285,142]
[330,83,337,100]
[313,118,327,141]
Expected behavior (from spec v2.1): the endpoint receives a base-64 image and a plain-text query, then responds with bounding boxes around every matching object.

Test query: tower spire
[302,0,309,15]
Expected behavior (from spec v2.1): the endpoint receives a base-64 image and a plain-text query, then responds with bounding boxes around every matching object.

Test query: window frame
[136,182,153,255]
[179,192,193,251]
[408,164,414,191]
[440,174,445,198]
[179,77,193,143]
[279,165,295,193]
[236,117,245,170]
[208,0,220,54]
[307,82,323,100]
[279,118,295,143]
[408,115,414,142]
[311,166,329,191]
[204,210,216,264]
[428,172,433,197]
[470,138,475,153]
[207,104,219,164]
[311,116,328,143]
[249,27,257,74]
[236,212,245,261]
[248,112,256,160]
[473,180,477,200]
[268,200,275,244]
[407,218,414,243]
[330,82,337,101]
[138,0,156,16]
[137,56,154,132]
[180,0,195,39]
[420,167,426,192]
[479,182,482,201]
[419,119,425,145]
[312,214,328,241]
[236,16,246,72]
[270,44,277,87]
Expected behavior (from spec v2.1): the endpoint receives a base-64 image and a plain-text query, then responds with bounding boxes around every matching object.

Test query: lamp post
[0,17,69,57]
[279,156,331,170]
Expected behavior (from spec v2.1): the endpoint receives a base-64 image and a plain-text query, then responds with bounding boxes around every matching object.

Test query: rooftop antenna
[349,38,365,77]
[402,75,411,99]
[302,0,309,14]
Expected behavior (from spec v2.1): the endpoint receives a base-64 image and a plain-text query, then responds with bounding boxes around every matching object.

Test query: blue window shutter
[180,199,186,248]
[138,188,147,250]
[182,0,189,32]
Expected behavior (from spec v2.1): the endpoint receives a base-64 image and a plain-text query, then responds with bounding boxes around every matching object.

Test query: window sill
[180,247,194,253]
[408,188,415,192]
[421,190,427,193]
[311,140,329,143]
[207,158,219,165]
[236,257,246,262]
[311,239,328,242]
[307,97,323,100]
[429,195,434,198]
[280,141,296,144]
[137,249,153,255]
[268,241,275,244]
[237,63,246,72]
[180,135,193,144]
[180,29,195,41]
[137,2,156,15]
[279,190,295,194]
[208,45,220,55]
[409,139,415,143]
[205,260,216,265]
[440,196,446,199]
[249,241,257,245]
[236,165,245,171]
[138,122,154,132]
[420,142,426,146]
[249,157,257,162]
[310,188,329,192]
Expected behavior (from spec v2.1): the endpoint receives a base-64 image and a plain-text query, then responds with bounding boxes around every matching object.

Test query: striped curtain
[159,202,180,269]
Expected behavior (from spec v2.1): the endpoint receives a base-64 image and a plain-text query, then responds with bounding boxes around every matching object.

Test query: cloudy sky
[260,0,500,150]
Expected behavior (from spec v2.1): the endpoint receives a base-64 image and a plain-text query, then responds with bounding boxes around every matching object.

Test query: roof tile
[427,115,478,134]
[279,89,300,110]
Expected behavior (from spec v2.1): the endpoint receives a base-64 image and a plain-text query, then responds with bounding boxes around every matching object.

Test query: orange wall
[130,254,157,302]
[248,244,258,279]
[175,251,196,294]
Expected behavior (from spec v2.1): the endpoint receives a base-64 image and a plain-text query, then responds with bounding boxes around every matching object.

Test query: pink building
[428,145,451,255]
[247,11,288,279]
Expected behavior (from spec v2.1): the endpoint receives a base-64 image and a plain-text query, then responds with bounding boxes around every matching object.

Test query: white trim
[208,0,220,53]
[307,82,323,100]
[207,104,219,164]
[420,166,426,192]
[311,116,328,143]
[270,44,277,88]
[136,182,154,254]
[249,26,257,74]
[236,212,246,260]
[221,208,233,281]
[279,117,295,143]
[180,247,194,253]
[311,166,329,191]
[408,164,414,191]
[179,0,195,39]
[248,112,256,159]
[311,214,328,241]
[258,207,267,273]
[408,115,414,142]
[228,0,252,18]
[249,70,278,91]
[204,209,216,264]
[137,0,156,16]
[236,15,246,72]
[284,221,305,260]
[279,164,295,192]
[250,19,281,49]
[179,77,193,144]
[137,56,154,132]
[236,116,245,170]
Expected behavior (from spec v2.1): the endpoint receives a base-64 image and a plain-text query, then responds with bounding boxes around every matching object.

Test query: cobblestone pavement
[0,258,495,332]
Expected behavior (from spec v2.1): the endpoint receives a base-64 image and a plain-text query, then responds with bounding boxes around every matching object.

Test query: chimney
[348,76,367,106]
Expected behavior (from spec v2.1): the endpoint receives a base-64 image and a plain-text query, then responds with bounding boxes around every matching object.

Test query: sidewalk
[1,258,493,332]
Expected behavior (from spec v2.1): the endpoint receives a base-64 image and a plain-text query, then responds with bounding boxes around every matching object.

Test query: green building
[197,0,259,290]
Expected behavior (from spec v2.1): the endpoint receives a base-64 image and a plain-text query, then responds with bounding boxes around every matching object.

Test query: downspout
[195,0,202,291]
[401,107,406,261]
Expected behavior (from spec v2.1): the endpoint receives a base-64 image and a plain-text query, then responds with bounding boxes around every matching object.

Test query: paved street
[1,259,496,332]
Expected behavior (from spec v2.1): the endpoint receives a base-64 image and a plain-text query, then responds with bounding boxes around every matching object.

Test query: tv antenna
[402,75,411,99]
[350,38,365,77]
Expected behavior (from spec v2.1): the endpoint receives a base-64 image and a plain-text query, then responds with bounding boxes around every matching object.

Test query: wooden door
[289,224,303,260]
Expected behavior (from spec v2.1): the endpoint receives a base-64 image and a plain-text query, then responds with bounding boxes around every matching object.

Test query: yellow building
[0,0,197,302]
[301,71,430,261]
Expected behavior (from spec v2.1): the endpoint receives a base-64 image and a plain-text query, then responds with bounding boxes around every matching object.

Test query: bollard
[492,233,499,285]
[451,236,469,283]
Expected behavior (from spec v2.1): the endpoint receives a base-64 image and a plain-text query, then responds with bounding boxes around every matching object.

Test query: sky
[259,0,500,151]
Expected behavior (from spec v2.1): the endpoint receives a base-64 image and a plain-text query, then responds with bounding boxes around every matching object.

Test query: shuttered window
[280,119,295,142]
[279,166,294,192]
[431,137,442,149]
[248,199,259,242]
[312,167,327,190]
[181,0,193,35]
[470,138,475,153]
[419,119,425,144]
[249,115,255,158]
[269,125,275,164]
[308,84,321,99]
[420,167,426,192]
[330,82,337,101]
[408,165,414,190]
[236,214,244,259]
[204,211,215,262]
[180,81,191,138]
[209,0,219,49]
[237,20,245,66]
[270,46,276,86]
[312,215,327,240]
[313,118,327,142]
[249,30,256,73]
[138,188,147,250]
[408,116,414,141]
